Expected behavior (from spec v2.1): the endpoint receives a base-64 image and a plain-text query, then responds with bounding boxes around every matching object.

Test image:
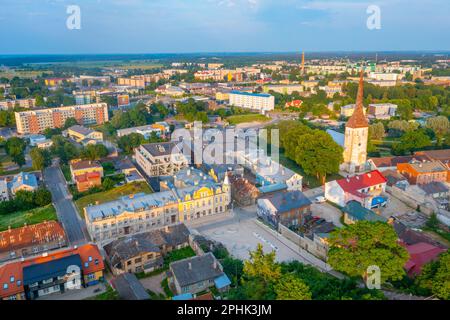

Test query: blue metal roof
[23,254,82,285]
[343,201,387,222]
[258,183,287,194]
[172,293,193,300]
[214,274,231,289]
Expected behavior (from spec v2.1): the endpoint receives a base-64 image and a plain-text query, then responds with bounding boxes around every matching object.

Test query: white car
[315,196,326,203]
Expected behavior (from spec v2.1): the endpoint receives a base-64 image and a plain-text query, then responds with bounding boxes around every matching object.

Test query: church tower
[341,68,369,174]
[301,51,305,75]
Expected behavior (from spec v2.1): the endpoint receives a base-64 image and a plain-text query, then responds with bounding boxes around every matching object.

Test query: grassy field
[0,205,57,231]
[227,114,270,125]
[75,181,152,216]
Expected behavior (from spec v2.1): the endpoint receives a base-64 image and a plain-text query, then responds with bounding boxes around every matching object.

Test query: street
[43,164,90,246]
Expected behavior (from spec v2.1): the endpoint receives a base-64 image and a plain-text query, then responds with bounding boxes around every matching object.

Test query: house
[285,100,303,108]
[397,161,448,185]
[381,169,408,187]
[69,159,104,182]
[0,179,9,201]
[135,142,188,177]
[112,273,150,300]
[404,243,446,277]
[65,125,103,145]
[0,244,104,300]
[0,221,67,263]
[168,253,230,295]
[229,174,260,206]
[367,103,398,119]
[104,224,190,275]
[418,182,449,199]
[368,155,430,171]
[117,122,170,139]
[74,172,102,192]
[415,150,450,181]
[8,172,38,196]
[28,134,48,147]
[325,170,387,209]
[257,190,312,228]
[36,139,53,149]
[342,201,388,225]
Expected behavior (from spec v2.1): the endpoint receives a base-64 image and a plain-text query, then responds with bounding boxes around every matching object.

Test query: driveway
[44,164,89,245]
[139,273,166,296]
[311,202,343,227]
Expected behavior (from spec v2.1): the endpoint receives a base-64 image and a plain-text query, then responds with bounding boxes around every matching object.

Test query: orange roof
[0,244,104,299]
[0,221,66,254]
[346,69,369,129]
[75,171,102,183]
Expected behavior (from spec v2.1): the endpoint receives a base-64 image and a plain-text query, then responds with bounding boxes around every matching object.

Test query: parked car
[315,196,326,203]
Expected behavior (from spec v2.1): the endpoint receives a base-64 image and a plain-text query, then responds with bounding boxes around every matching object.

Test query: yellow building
[66,125,103,144]
[70,159,104,181]
[215,92,230,101]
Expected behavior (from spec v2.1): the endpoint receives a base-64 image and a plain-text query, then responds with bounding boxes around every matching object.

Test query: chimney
[188,262,192,270]
[213,260,217,269]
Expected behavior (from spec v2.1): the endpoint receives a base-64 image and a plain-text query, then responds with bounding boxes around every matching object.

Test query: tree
[5,137,26,166]
[14,190,36,211]
[328,221,409,284]
[426,116,450,146]
[63,117,79,129]
[33,188,52,206]
[118,133,146,154]
[81,144,109,160]
[102,177,115,190]
[416,251,450,300]
[243,243,281,283]
[392,130,432,155]
[274,273,312,300]
[294,130,343,184]
[30,147,51,171]
[369,122,385,140]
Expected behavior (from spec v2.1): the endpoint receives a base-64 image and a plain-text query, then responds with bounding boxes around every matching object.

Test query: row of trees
[117,132,165,154]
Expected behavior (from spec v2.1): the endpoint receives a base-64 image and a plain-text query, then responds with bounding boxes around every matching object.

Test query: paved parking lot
[311,202,343,227]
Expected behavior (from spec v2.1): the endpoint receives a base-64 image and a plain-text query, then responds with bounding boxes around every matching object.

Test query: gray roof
[113,273,150,300]
[170,252,224,287]
[85,191,178,221]
[262,190,312,213]
[141,142,181,157]
[68,125,95,136]
[418,182,449,195]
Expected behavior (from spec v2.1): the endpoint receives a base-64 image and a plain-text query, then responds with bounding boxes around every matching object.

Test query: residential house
[397,161,448,185]
[69,159,104,182]
[8,172,38,196]
[117,122,170,139]
[65,125,103,145]
[404,243,446,277]
[257,190,312,228]
[368,155,430,171]
[168,253,231,295]
[74,172,102,192]
[325,170,387,209]
[229,175,260,206]
[103,224,190,275]
[112,273,150,300]
[0,179,9,201]
[0,221,67,263]
[0,244,104,300]
[342,201,388,225]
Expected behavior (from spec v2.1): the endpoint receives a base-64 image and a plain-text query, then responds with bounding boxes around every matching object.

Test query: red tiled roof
[346,69,369,129]
[336,170,387,196]
[404,242,446,276]
[75,171,101,183]
[0,244,104,299]
[369,155,431,168]
[0,221,66,254]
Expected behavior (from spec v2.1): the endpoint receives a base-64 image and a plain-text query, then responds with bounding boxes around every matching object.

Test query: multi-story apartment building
[135,142,188,177]
[84,180,231,245]
[229,91,275,114]
[14,103,108,135]
[0,98,36,110]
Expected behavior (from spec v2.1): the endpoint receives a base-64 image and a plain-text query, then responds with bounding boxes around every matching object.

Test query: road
[43,164,89,246]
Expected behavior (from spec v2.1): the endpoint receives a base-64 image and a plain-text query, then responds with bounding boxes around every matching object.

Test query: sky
[0,0,449,54]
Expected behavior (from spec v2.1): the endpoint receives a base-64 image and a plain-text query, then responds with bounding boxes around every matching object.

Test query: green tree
[243,243,281,282]
[392,130,432,155]
[63,117,79,129]
[33,188,52,207]
[118,133,146,154]
[274,273,312,300]
[102,177,115,190]
[416,251,450,300]
[5,137,26,166]
[81,144,109,160]
[369,122,385,140]
[328,221,409,284]
[294,130,343,184]
[30,147,51,171]
[426,116,450,146]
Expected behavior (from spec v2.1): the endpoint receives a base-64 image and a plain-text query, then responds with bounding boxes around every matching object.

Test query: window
[17,280,21,287]
[10,276,14,283]
[84,262,89,268]
[95,259,99,265]
[88,256,93,262]
[3,283,8,290]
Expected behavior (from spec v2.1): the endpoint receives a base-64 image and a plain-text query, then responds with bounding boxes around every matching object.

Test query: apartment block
[15,103,108,135]
[228,91,275,113]
[135,142,188,177]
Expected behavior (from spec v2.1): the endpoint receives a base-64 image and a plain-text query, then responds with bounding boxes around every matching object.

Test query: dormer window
[3,283,8,290]
[10,276,14,283]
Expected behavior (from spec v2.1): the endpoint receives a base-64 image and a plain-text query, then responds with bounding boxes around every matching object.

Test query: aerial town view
[0,0,449,313]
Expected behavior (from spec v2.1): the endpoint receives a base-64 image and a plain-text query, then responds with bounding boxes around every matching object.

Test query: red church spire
[346,67,368,129]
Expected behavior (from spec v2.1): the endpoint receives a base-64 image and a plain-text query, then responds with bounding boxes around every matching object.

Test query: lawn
[227,114,270,125]
[0,205,57,231]
[75,181,152,216]
[163,246,196,268]
[61,164,72,182]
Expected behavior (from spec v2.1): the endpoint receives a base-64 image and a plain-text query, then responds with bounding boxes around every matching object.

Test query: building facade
[229,91,275,113]
[135,142,188,177]
[15,103,108,135]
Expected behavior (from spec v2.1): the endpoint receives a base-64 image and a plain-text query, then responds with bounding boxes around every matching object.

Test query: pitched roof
[346,69,369,129]
[0,221,66,255]
[418,182,449,195]
[336,170,387,196]
[404,242,446,276]
[70,159,102,171]
[260,190,312,213]
[369,155,430,168]
[401,161,447,174]
[0,244,104,298]
[415,149,450,163]
[141,142,181,157]
[343,201,387,222]
[75,171,101,183]
[170,252,224,287]
[9,172,38,190]
[68,125,95,136]
[113,273,150,300]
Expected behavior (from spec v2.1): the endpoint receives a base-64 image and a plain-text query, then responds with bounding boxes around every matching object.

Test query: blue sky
[0,0,449,54]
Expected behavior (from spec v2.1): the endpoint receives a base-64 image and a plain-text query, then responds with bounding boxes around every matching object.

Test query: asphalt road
[44,165,89,246]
